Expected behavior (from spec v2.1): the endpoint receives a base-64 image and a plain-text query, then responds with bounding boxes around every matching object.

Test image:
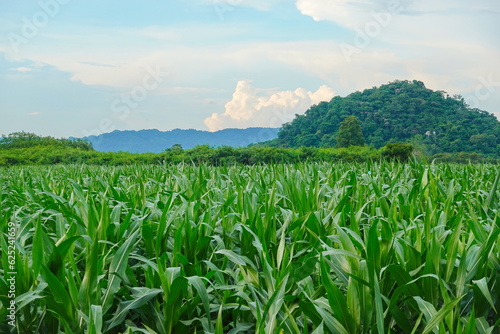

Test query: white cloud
[408,0,499,13]
[204,80,336,131]
[10,67,33,72]
[295,0,498,29]
[295,0,387,28]
[27,112,40,116]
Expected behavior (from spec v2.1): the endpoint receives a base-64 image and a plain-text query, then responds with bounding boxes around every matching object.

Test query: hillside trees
[336,115,365,148]
[275,80,500,157]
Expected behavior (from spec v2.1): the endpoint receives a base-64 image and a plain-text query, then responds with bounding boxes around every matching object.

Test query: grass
[0,162,499,333]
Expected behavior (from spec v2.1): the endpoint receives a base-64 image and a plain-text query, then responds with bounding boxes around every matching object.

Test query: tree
[165,144,183,155]
[382,142,414,162]
[336,116,365,148]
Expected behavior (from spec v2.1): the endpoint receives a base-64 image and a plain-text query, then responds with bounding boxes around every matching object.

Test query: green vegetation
[381,142,415,162]
[3,131,500,166]
[0,132,417,166]
[1,162,499,333]
[2,80,498,332]
[336,116,365,148]
[0,132,93,151]
[275,80,500,157]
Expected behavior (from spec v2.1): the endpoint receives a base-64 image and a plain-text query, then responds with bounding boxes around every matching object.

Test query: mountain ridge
[82,127,280,153]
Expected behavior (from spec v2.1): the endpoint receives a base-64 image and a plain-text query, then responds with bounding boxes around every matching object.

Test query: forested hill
[275,80,500,156]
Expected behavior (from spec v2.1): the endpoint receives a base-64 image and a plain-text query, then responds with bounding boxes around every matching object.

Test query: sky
[0,0,499,138]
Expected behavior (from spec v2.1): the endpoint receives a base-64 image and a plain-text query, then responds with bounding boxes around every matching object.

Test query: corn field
[1,162,499,333]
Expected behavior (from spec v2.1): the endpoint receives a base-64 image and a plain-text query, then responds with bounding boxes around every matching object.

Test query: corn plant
[0,162,499,333]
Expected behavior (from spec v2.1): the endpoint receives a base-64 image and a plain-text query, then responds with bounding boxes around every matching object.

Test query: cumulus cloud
[295,0,386,28]
[204,80,336,131]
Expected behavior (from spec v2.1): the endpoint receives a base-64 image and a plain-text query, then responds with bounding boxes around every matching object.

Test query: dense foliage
[0,132,419,166]
[276,80,500,156]
[1,163,499,333]
[0,132,93,151]
[0,143,388,166]
[336,116,365,148]
[2,132,499,166]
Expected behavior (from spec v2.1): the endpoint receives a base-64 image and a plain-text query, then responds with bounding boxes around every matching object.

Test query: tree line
[1,132,498,166]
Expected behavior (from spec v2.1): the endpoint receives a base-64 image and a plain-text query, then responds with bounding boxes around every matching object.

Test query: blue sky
[0,0,499,137]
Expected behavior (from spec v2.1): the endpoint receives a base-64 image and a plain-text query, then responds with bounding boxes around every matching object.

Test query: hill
[275,80,500,156]
[82,128,280,153]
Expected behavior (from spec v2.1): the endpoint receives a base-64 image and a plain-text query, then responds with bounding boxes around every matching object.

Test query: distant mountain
[82,128,280,153]
[275,80,500,156]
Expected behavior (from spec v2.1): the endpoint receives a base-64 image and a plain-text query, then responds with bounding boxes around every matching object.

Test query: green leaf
[414,296,437,323]
[89,305,103,334]
[215,304,224,334]
[40,265,75,321]
[472,278,497,313]
[107,288,162,330]
[15,282,47,310]
[320,260,356,334]
[186,276,212,329]
[215,249,252,267]
[421,296,463,334]
[102,228,141,313]
[32,212,44,278]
